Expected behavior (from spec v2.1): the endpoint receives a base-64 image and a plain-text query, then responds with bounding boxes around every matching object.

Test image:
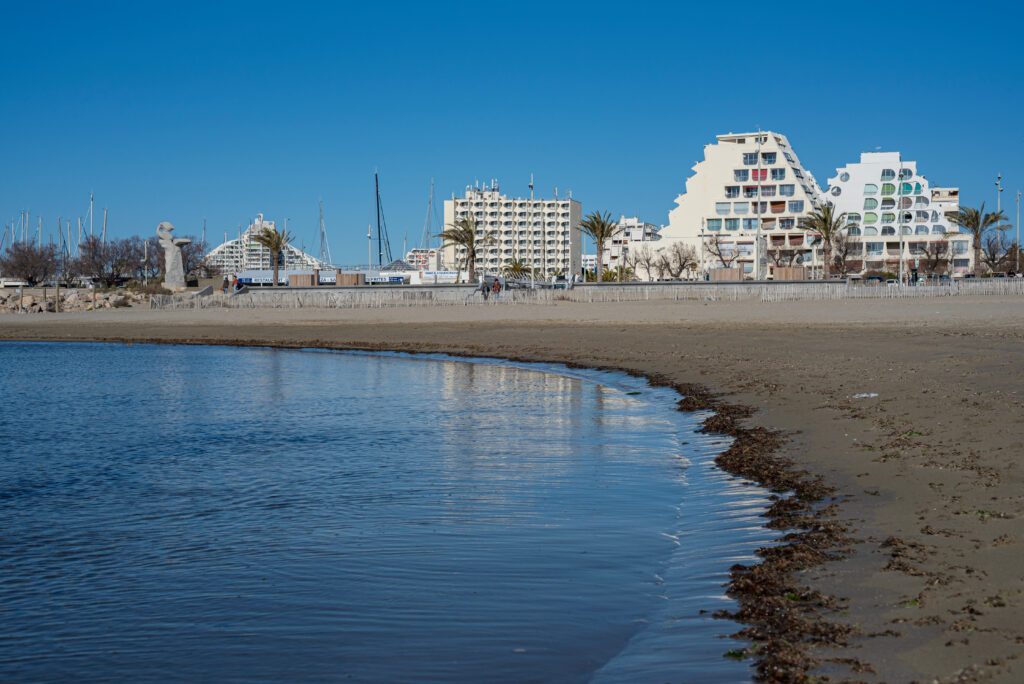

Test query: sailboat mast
[101,208,108,244]
[375,173,383,268]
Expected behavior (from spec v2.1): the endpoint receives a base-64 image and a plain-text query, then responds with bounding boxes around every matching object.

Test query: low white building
[442,181,582,281]
[602,216,661,273]
[824,152,972,277]
[658,131,825,279]
[206,214,326,274]
[404,247,444,271]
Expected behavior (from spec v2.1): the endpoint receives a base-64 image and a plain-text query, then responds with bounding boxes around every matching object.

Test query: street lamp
[996,174,1004,250]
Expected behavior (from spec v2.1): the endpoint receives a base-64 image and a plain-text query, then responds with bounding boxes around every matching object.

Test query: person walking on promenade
[221,275,229,293]
[491,277,502,300]
[479,277,490,301]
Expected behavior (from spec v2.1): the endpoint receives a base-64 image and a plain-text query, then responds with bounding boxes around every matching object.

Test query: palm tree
[800,204,845,279]
[579,211,623,282]
[437,214,493,284]
[252,225,294,287]
[949,203,1008,277]
[502,257,530,279]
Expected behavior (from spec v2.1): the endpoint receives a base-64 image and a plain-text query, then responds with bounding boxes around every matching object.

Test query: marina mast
[318,200,332,266]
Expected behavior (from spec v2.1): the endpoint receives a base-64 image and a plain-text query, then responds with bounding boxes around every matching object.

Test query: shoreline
[2,298,1022,683]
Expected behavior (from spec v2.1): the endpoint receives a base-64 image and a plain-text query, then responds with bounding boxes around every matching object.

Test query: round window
[831,186,842,196]
[839,172,850,182]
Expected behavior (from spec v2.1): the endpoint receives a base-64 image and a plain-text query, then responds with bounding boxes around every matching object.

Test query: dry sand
[2,296,1023,683]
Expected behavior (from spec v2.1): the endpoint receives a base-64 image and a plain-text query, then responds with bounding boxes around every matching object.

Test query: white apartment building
[404,247,444,271]
[442,181,582,281]
[602,216,661,272]
[659,131,825,279]
[823,152,972,276]
[205,213,326,274]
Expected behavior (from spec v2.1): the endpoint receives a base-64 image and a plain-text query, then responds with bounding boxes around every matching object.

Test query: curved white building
[205,214,326,274]
[658,131,825,279]
[823,152,972,276]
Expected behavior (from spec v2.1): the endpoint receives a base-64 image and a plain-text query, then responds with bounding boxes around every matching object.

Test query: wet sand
[2,296,1022,683]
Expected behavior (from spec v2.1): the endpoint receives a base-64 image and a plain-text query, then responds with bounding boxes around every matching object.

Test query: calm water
[0,342,775,683]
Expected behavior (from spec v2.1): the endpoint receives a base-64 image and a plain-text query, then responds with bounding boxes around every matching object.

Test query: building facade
[404,247,444,271]
[602,216,661,272]
[442,182,582,281]
[206,214,326,274]
[823,152,972,277]
[658,131,825,279]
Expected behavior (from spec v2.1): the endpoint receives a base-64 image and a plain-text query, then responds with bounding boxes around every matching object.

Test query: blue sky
[2,1,1022,262]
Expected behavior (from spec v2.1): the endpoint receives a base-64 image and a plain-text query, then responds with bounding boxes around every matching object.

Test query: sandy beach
[2,296,1022,683]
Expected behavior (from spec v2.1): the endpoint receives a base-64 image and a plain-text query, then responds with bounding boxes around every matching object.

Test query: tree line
[0,234,212,286]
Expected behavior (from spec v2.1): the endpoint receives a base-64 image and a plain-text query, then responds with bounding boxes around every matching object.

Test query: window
[881,212,896,223]
[761,152,776,164]
[899,168,912,179]
[784,152,795,162]
[930,211,939,221]
[830,186,842,196]
[915,225,929,235]
[788,201,804,213]
[864,198,878,210]
[846,212,861,224]
[932,225,945,234]
[840,172,850,182]
[848,226,861,236]
[866,242,883,255]
[725,218,740,231]
[734,169,749,182]
[760,185,777,197]
[881,169,896,181]
[865,183,879,195]
[715,202,731,215]
[706,219,722,231]
[915,210,929,222]
[733,202,749,214]
[742,152,758,165]
[771,168,786,180]
[751,168,768,181]
[793,169,805,179]
[779,184,795,196]
[881,183,896,196]
[744,186,758,198]
[881,226,895,235]
[901,226,912,235]
[881,198,896,209]
[864,212,878,224]
[901,182,914,195]
[756,202,769,214]
[864,227,879,236]
[952,241,969,255]
[725,186,740,198]
[780,218,795,230]
[743,219,758,230]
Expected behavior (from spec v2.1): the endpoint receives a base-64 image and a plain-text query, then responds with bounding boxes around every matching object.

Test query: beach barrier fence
[150,278,1024,310]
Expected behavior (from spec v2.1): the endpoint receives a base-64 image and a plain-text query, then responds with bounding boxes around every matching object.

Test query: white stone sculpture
[157,222,192,291]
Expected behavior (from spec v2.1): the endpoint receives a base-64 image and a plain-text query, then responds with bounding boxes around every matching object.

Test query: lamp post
[1016,190,1021,274]
[996,174,1004,251]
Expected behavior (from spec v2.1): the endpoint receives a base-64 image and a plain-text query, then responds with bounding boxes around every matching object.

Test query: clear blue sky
[2,1,1022,262]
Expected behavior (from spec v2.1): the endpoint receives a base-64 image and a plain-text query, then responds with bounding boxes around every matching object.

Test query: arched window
[864,184,879,195]
[882,212,896,223]
[900,225,912,235]
[864,198,878,210]
[863,212,878,224]
[901,182,914,195]
[881,226,895,235]
[915,225,929,235]
[881,183,896,196]
[863,227,878,236]
[881,198,896,209]
[846,212,861,224]
[931,225,945,234]
[899,169,912,180]
[881,169,896,181]
[848,226,861,236]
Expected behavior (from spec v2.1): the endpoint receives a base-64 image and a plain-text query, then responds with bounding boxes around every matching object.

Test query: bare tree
[664,242,698,279]
[980,233,1006,274]
[0,241,57,285]
[80,236,136,287]
[703,233,738,268]
[768,246,799,267]
[831,231,857,276]
[634,244,658,281]
[919,240,950,275]
[653,254,671,280]
[620,248,640,282]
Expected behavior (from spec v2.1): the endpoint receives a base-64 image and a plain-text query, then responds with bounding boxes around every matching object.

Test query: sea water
[0,342,775,682]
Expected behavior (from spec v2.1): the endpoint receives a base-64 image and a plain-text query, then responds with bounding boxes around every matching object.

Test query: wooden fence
[150,279,1024,310]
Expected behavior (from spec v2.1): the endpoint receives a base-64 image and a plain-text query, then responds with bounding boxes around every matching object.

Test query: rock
[21,295,35,309]
[110,294,129,308]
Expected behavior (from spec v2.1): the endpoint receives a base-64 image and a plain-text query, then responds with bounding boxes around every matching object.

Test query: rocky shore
[0,289,149,314]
